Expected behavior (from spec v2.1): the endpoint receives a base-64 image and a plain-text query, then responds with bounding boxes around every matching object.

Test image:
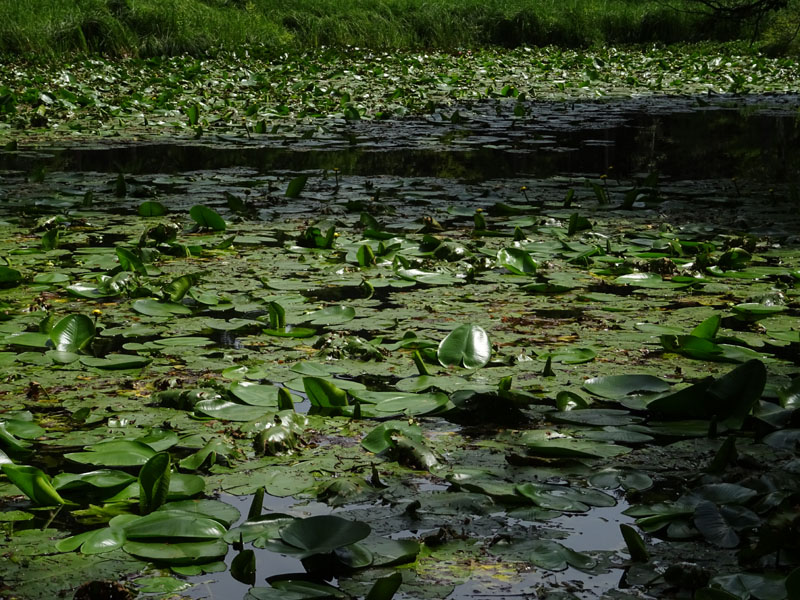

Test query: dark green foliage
[0,0,795,57]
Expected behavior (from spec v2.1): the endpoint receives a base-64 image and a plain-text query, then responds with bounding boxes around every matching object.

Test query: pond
[0,94,799,600]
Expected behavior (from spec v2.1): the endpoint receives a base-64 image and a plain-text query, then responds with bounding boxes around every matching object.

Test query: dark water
[2,95,798,182]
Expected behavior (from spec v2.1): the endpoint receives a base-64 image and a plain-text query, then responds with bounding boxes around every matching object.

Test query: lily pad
[80,355,151,370]
[303,305,356,326]
[132,299,192,317]
[528,539,596,571]
[50,314,95,353]
[190,205,226,231]
[583,374,670,400]
[65,440,157,467]
[437,324,491,369]
[280,515,371,556]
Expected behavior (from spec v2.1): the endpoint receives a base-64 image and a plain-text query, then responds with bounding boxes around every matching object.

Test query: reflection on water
[2,96,798,183]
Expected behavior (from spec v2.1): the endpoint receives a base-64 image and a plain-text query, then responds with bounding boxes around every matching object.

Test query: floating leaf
[80,526,126,555]
[615,273,686,288]
[497,247,537,275]
[521,431,630,459]
[138,201,167,217]
[731,303,786,321]
[247,581,345,599]
[132,299,192,317]
[280,515,371,556]
[124,510,225,542]
[1,464,66,506]
[231,549,256,585]
[550,409,640,427]
[0,266,22,285]
[136,577,192,594]
[366,572,403,600]
[537,347,596,364]
[123,539,228,565]
[33,272,69,284]
[157,499,240,528]
[304,305,356,326]
[694,501,739,548]
[437,324,491,369]
[304,377,348,410]
[65,440,156,467]
[583,374,670,399]
[80,355,152,370]
[194,399,271,422]
[50,314,95,353]
[53,470,136,496]
[190,205,226,231]
[708,572,788,600]
[229,382,283,407]
[529,539,596,571]
[139,452,171,515]
[116,246,148,275]
[224,514,296,545]
[620,524,648,561]
[285,175,308,198]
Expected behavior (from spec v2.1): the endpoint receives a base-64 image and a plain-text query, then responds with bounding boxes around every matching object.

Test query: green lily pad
[349,390,449,416]
[708,572,788,600]
[80,355,152,370]
[0,266,22,285]
[521,431,630,459]
[550,409,641,427]
[438,324,491,369]
[528,539,596,571]
[193,399,272,422]
[229,382,284,407]
[189,205,226,231]
[583,374,670,399]
[4,332,51,348]
[123,539,228,565]
[280,515,371,556]
[65,440,156,467]
[132,299,192,317]
[50,314,95,353]
[138,201,167,217]
[136,577,192,594]
[395,268,463,286]
[124,510,225,541]
[303,305,356,326]
[615,273,687,288]
[497,247,537,275]
[33,272,70,284]
[537,347,596,364]
[731,303,786,321]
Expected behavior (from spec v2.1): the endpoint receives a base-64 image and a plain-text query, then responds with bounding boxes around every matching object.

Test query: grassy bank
[0,0,797,58]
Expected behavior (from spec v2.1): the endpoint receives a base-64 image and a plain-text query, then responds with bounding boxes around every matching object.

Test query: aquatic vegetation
[1,44,799,143]
[0,48,799,600]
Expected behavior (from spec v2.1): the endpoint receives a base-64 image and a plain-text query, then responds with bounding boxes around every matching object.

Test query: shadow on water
[2,97,799,182]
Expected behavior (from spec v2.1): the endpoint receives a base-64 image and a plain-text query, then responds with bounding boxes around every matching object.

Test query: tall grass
[0,0,792,58]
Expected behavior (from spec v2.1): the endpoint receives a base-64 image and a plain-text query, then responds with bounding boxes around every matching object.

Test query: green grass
[0,0,795,57]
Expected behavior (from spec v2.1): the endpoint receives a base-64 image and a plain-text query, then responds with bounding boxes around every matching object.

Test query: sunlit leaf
[50,314,95,353]
[189,205,226,231]
[438,324,491,369]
